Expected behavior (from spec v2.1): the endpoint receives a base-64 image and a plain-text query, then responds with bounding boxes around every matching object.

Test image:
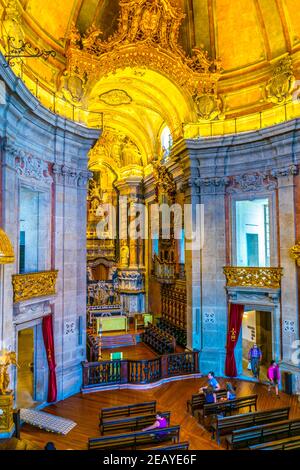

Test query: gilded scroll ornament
[12,270,58,303]
[223,267,283,289]
[0,228,15,264]
[265,56,295,104]
[290,243,300,266]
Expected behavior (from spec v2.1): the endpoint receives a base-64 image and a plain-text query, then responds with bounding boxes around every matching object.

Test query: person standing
[267,360,281,398]
[248,343,262,379]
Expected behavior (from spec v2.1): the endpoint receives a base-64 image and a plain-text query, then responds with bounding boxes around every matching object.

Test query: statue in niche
[120,245,129,267]
[121,139,142,166]
[0,350,18,395]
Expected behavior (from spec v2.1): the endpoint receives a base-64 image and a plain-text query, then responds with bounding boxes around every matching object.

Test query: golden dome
[1,0,300,146]
[0,228,15,264]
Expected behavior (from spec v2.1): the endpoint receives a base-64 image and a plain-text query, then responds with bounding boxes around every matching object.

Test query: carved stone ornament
[228,173,277,193]
[5,145,53,185]
[52,163,91,187]
[62,0,222,120]
[265,56,295,104]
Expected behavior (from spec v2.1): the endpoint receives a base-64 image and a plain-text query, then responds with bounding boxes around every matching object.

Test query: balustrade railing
[82,351,199,389]
[223,266,283,289]
[12,270,58,303]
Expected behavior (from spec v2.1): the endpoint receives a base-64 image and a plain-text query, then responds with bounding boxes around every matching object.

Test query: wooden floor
[20,377,300,450]
[101,343,157,360]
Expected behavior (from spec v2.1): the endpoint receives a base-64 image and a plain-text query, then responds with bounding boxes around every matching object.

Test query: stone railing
[12,270,58,303]
[223,266,283,289]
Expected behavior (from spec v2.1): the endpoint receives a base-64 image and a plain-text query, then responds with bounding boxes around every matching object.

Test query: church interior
[1,0,300,452]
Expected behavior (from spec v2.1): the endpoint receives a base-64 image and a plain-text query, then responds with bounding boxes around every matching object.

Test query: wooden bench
[100,411,171,435]
[147,442,189,450]
[99,401,156,430]
[199,394,258,425]
[187,389,227,416]
[88,425,180,450]
[249,435,300,451]
[211,406,290,444]
[226,418,300,449]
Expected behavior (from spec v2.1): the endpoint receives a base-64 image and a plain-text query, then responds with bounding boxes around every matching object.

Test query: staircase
[102,334,137,349]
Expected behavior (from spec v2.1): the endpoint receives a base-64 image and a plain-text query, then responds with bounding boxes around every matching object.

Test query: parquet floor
[20,377,300,450]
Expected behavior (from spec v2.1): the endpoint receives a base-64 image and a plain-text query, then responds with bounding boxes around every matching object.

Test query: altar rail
[82,351,199,389]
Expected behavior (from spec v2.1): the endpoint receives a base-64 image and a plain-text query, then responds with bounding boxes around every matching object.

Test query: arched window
[160,126,173,160]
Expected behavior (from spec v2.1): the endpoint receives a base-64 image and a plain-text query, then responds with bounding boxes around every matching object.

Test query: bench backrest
[150,442,189,450]
[191,389,227,405]
[100,401,156,422]
[249,435,300,451]
[101,411,171,434]
[232,418,300,445]
[203,394,257,416]
[217,406,290,433]
[88,425,180,450]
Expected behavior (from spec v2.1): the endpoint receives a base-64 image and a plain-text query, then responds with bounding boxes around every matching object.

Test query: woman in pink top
[267,360,280,398]
[142,412,168,439]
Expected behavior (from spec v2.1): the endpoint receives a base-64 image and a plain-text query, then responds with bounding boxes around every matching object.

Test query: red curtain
[225,304,244,377]
[42,314,57,402]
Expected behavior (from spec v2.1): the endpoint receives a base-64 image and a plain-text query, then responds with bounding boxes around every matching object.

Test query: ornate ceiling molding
[61,0,223,121]
[88,130,144,176]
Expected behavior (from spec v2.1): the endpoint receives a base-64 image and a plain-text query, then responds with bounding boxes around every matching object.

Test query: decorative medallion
[265,56,295,104]
[99,90,132,106]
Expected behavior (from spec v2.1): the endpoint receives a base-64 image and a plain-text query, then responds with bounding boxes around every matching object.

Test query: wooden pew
[100,411,171,435]
[226,418,300,450]
[88,425,180,450]
[249,435,300,451]
[199,395,258,425]
[187,389,227,416]
[147,442,190,450]
[212,406,290,444]
[99,401,156,431]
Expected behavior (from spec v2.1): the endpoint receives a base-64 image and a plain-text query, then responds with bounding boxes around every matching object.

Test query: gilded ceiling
[1,0,300,166]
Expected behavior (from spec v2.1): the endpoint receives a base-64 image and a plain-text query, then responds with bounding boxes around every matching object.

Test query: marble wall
[0,57,100,403]
[171,121,300,388]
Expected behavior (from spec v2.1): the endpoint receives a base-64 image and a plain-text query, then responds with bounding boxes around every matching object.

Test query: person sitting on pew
[219,382,236,402]
[199,371,221,394]
[142,412,168,439]
[203,385,217,404]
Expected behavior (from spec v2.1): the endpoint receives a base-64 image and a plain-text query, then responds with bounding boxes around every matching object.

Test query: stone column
[184,173,202,351]
[197,178,228,375]
[275,166,299,368]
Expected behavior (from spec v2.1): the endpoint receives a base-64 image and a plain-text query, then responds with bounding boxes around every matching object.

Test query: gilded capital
[290,243,300,266]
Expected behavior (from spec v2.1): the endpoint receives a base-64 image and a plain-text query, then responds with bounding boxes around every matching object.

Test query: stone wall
[0,56,100,403]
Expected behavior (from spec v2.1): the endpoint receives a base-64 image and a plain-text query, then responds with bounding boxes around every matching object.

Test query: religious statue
[0,350,18,395]
[120,245,129,267]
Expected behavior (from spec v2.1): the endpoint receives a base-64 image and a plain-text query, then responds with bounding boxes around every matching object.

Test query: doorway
[242,309,273,381]
[17,328,35,408]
